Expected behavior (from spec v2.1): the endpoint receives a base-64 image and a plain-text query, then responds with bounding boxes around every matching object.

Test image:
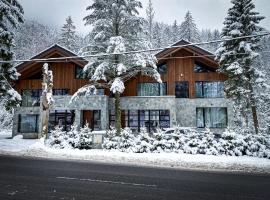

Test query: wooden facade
[15,42,226,98]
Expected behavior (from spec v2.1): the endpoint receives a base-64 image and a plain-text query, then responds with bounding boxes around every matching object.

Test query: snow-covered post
[41,63,54,139]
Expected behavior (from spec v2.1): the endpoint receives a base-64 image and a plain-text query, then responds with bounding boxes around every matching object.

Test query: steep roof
[16,44,88,72]
[155,39,217,66]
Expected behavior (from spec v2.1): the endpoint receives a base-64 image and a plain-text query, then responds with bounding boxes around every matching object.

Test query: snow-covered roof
[16,44,88,71]
[155,39,216,62]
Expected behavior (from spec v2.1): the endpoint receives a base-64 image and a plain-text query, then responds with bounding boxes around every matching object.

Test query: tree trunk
[115,91,121,135]
[251,104,259,134]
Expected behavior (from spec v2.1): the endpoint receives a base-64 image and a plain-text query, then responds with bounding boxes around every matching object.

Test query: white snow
[0,130,270,174]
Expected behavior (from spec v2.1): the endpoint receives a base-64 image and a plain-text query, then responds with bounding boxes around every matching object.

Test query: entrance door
[82,110,101,130]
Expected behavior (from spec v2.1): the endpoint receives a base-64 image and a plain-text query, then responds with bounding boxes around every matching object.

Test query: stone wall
[175,98,234,128]
[109,96,177,127]
[13,95,233,138]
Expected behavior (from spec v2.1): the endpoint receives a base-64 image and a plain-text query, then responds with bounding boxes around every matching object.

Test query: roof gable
[16,44,88,73]
[155,39,218,67]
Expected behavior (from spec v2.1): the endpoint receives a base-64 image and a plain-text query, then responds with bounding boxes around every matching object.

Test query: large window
[113,110,170,132]
[22,89,42,107]
[157,63,167,74]
[49,110,75,131]
[18,114,39,133]
[194,61,215,73]
[75,66,85,79]
[196,107,227,128]
[137,83,167,96]
[195,81,225,98]
[175,81,189,98]
[53,89,69,96]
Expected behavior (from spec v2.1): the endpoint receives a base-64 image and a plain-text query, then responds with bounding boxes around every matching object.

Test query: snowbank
[0,130,270,174]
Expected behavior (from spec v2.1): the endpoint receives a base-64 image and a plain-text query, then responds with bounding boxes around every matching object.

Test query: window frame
[195,81,225,98]
[157,63,167,74]
[196,107,228,128]
[75,65,85,79]
[175,81,189,98]
[194,61,216,73]
[18,114,39,133]
[137,82,167,96]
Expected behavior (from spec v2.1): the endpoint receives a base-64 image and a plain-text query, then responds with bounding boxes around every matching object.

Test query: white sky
[20,0,270,35]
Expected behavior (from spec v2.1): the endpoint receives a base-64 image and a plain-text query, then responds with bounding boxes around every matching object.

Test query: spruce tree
[216,0,265,134]
[171,20,179,43]
[146,0,155,44]
[81,0,161,135]
[0,0,24,109]
[59,16,77,51]
[179,11,200,43]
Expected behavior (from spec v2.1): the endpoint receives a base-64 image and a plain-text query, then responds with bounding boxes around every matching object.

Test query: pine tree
[80,0,161,135]
[59,16,77,52]
[216,0,265,134]
[171,20,179,43]
[0,0,24,109]
[179,11,201,42]
[146,0,155,44]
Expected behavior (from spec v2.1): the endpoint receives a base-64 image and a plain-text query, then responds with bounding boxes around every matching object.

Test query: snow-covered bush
[76,124,93,150]
[46,124,94,150]
[46,126,70,149]
[103,127,270,159]
[0,101,13,130]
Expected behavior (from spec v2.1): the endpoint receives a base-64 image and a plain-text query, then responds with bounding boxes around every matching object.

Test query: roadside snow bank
[0,133,269,174]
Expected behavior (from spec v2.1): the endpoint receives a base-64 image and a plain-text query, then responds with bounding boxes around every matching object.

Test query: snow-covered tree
[216,0,265,134]
[145,0,155,44]
[79,0,161,135]
[171,20,179,43]
[179,11,201,43]
[0,0,24,109]
[59,16,77,52]
[13,19,60,60]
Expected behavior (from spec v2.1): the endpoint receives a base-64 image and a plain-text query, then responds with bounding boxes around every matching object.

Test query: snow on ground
[0,130,270,174]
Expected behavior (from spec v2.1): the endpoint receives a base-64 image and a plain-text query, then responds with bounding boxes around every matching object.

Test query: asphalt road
[0,155,269,200]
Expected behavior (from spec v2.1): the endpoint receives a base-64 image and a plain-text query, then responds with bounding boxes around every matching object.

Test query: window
[22,89,42,107]
[96,89,105,95]
[18,114,39,133]
[195,81,225,98]
[49,110,75,131]
[137,83,167,96]
[194,61,215,73]
[175,82,189,98]
[53,89,69,95]
[75,66,85,79]
[116,110,170,133]
[196,107,227,128]
[157,63,167,74]
[93,110,101,130]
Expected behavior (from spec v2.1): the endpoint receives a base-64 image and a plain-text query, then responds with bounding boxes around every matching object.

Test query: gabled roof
[155,39,217,66]
[16,44,88,72]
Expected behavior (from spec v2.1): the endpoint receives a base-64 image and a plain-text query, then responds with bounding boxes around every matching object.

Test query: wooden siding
[15,62,89,95]
[123,49,226,98]
[15,48,226,99]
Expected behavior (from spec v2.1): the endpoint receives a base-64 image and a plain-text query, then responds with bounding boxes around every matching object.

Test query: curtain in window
[195,82,224,98]
[138,83,166,96]
[197,108,227,128]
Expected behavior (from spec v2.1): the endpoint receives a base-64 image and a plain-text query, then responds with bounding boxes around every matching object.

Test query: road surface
[0,155,269,200]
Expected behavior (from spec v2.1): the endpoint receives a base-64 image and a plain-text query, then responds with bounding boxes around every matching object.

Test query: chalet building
[12,41,233,139]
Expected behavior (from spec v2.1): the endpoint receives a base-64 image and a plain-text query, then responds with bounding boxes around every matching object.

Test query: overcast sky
[20,0,270,35]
